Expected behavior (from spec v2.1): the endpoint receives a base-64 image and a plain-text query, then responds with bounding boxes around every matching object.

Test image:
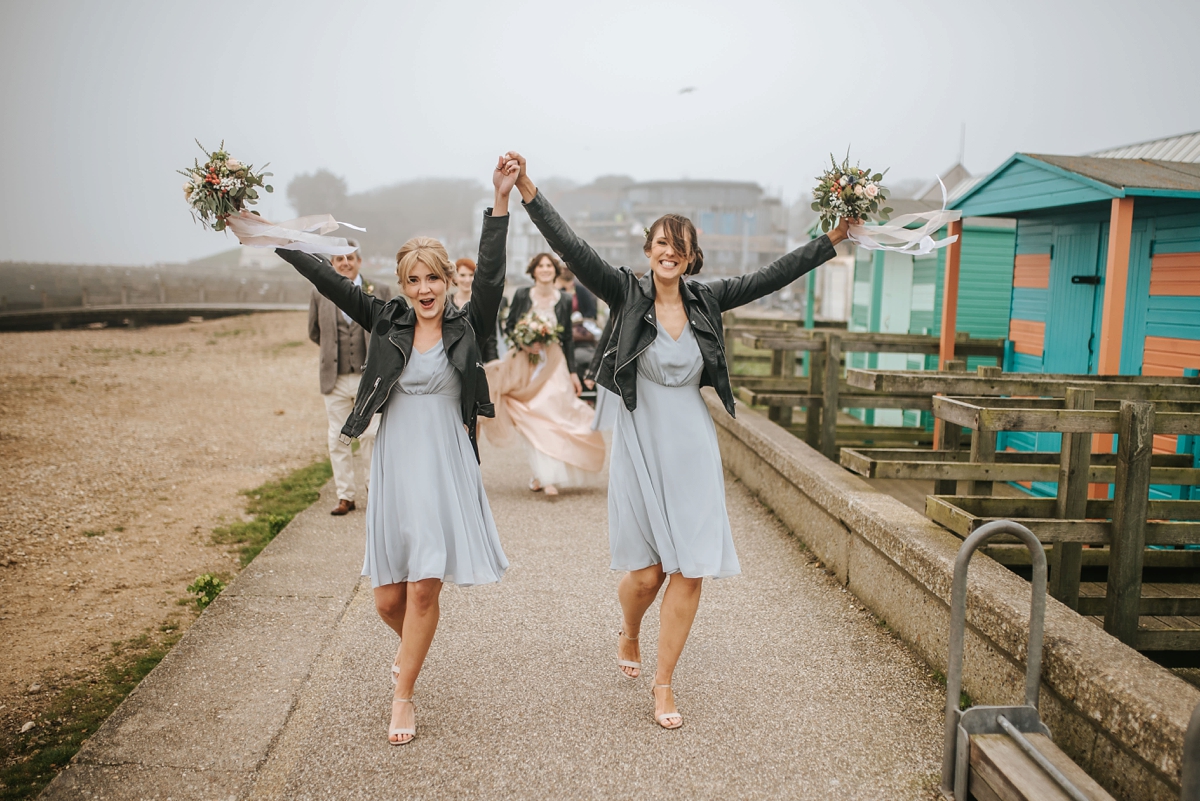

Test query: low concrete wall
[705,389,1199,800]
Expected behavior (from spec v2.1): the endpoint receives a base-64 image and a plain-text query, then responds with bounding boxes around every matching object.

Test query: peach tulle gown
[483,304,605,487]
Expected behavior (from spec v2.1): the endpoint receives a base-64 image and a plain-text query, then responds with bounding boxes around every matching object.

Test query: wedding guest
[307,239,392,515]
[453,257,499,361]
[508,151,848,729]
[277,156,519,745]
[561,267,601,387]
[483,252,605,496]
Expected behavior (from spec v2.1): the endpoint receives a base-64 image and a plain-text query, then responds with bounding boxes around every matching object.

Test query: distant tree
[287,170,348,217]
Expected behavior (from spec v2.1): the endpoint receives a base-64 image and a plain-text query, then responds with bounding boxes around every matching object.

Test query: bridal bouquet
[178,139,363,255]
[812,150,962,256]
[811,153,891,232]
[180,140,273,232]
[505,312,562,365]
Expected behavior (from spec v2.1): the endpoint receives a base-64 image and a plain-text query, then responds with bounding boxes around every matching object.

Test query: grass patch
[212,459,332,565]
[0,631,181,800]
[930,668,972,711]
[81,530,104,538]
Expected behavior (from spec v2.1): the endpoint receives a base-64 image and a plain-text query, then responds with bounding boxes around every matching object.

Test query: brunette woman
[507,151,850,729]
[275,156,519,745]
[484,252,605,496]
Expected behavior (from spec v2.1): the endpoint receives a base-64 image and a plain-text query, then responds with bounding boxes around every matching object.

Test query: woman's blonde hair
[396,237,456,284]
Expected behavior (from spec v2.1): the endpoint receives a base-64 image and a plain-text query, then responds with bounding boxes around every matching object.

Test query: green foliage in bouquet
[811,152,892,233]
[505,311,562,365]
[179,140,274,232]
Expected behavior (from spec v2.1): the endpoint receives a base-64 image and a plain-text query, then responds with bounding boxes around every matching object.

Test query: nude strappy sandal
[617,630,641,678]
[652,684,683,729]
[389,698,416,745]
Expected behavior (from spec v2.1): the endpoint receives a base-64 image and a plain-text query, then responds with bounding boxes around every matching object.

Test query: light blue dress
[363,341,508,587]
[607,321,740,579]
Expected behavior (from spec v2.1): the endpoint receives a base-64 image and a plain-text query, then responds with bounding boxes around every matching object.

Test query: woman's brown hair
[525,252,563,280]
[454,257,477,274]
[643,214,704,276]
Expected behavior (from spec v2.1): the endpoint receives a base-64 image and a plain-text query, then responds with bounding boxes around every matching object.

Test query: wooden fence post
[933,360,967,495]
[768,345,795,427]
[1049,387,1094,609]
[805,336,826,450]
[966,366,1003,496]
[1104,400,1154,647]
[820,334,842,459]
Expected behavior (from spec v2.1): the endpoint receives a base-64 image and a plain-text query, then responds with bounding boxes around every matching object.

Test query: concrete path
[45,437,946,800]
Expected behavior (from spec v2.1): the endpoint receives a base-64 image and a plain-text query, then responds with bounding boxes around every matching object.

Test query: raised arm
[708,218,851,312]
[277,248,381,331]
[509,151,626,306]
[467,156,518,339]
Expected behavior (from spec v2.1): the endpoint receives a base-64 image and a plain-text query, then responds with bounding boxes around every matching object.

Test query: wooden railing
[838,367,1200,652]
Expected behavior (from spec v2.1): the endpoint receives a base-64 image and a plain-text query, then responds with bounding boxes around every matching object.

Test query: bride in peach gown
[484,254,605,495]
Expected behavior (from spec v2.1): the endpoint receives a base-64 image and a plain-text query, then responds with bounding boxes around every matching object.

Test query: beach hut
[941,133,1200,496]
[840,165,1016,426]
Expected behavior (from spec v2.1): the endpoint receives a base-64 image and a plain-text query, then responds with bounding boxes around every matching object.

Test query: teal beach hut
[941,133,1200,496]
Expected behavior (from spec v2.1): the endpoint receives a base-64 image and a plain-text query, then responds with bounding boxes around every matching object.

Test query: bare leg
[374,584,407,679]
[654,574,702,727]
[390,578,442,744]
[617,564,666,677]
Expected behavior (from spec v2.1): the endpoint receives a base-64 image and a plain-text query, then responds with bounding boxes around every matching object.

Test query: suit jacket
[308,278,393,394]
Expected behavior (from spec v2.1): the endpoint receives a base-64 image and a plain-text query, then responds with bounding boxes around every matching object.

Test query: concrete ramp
[44,437,945,800]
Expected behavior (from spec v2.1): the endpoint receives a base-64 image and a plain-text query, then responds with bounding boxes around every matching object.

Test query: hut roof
[1024,154,1200,193]
[952,153,1200,216]
[1088,130,1200,163]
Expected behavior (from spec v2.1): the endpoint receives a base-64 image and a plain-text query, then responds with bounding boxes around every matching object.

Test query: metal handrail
[940,520,1047,797]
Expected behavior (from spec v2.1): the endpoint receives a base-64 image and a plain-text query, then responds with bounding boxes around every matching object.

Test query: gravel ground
[0,312,327,733]
[250,436,947,800]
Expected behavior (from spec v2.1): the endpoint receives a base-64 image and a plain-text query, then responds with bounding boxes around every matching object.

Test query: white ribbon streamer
[847,177,961,256]
[224,210,366,255]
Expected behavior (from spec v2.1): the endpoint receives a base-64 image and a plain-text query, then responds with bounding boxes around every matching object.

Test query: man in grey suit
[308,239,392,515]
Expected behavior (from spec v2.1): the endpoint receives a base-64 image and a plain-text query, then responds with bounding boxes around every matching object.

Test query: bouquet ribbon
[847,177,961,256]
[224,210,366,255]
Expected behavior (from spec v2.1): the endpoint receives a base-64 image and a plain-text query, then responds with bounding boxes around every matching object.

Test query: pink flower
[866,184,879,198]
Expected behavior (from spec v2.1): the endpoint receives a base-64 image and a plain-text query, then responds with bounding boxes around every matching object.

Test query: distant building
[238,246,287,269]
[478,177,790,289]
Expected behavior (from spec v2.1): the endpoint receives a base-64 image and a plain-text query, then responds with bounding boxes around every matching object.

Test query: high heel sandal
[388,698,416,745]
[617,630,641,678]
[652,684,682,729]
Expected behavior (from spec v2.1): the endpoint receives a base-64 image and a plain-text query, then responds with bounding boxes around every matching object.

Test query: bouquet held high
[178,140,362,255]
[811,150,961,256]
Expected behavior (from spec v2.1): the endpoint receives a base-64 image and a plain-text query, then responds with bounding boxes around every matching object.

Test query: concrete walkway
[45,437,946,800]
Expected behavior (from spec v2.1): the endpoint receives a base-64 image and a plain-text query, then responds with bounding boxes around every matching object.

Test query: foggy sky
[2,0,1199,266]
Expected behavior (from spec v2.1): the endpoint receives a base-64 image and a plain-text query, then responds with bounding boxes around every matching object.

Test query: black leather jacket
[276,210,508,460]
[505,286,576,374]
[522,191,836,416]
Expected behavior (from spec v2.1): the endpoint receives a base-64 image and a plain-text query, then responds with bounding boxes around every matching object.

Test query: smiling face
[331,251,361,281]
[455,265,475,294]
[532,255,558,286]
[401,261,448,320]
[645,224,691,282]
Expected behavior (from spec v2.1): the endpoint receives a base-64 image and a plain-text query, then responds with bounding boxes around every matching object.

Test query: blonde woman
[508,151,849,729]
[275,156,519,744]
